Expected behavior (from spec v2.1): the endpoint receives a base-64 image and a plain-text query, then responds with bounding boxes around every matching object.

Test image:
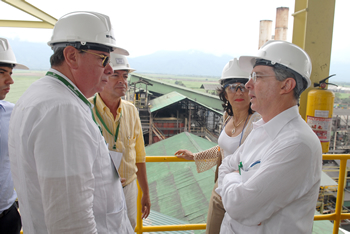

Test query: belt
[0,202,16,219]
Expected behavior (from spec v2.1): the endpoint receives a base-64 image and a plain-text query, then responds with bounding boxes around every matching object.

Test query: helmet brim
[14,63,29,70]
[111,67,136,73]
[238,56,260,74]
[111,47,129,56]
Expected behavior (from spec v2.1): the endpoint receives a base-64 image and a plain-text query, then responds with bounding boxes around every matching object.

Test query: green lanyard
[46,71,92,109]
[93,95,121,149]
[46,71,103,134]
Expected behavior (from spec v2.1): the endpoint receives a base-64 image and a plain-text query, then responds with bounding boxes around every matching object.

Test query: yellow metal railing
[134,154,350,234]
[18,154,350,234]
[134,156,206,234]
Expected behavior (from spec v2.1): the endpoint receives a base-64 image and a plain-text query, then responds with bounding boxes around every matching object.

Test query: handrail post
[135,180,143,234]
[333,159,347,234]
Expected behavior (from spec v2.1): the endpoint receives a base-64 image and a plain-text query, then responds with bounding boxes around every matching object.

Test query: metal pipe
[292,8,308,16]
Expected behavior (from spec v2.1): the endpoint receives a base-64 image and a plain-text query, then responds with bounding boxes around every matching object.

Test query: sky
[0,0,349,62]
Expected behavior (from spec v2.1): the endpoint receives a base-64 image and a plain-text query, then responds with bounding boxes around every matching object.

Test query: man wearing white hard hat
[8,12,133,233]
[89,53,150,229]
[0,37,28,234]
[216,40,322,233]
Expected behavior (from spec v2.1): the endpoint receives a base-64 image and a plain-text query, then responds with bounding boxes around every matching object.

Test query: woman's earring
[225,101,228,106]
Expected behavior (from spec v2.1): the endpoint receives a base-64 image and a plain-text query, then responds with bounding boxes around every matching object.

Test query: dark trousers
[0,202,22,234]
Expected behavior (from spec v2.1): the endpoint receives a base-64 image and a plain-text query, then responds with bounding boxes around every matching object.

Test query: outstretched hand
[174,149,194,161]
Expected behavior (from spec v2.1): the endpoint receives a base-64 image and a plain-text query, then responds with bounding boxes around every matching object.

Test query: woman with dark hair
[175,58,260,234]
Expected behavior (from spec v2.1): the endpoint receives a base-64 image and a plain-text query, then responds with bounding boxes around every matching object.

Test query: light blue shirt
[0,100,16,213]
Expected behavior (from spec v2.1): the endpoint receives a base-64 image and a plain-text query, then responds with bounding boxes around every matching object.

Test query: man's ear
[280,78,296,95]
[63,46,79,69]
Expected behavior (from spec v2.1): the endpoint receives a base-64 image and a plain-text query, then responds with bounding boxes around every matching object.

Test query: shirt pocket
[241,163,261,183]
[128,136,137,148]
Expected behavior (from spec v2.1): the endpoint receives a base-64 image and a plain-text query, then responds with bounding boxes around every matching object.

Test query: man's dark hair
[50,47,66,67]
[50,47,87,67]
[273,66,307,100]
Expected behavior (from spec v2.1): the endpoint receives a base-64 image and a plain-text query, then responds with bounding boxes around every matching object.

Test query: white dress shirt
[9,69,133,234]
[216,106,322,234]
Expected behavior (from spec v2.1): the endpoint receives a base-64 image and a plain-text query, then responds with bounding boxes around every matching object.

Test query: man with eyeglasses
[8,12,134,233]
[216,40,322,234]
[89,53,150,229]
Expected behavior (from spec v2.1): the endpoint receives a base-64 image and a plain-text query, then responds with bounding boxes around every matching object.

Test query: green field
[4,70,45,103]
[140,72,219,92]
[5,70,350,104]
[4,71,218,103]
[335,92,350,99]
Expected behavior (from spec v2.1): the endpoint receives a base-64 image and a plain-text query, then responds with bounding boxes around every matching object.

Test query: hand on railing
[174,149,194,161]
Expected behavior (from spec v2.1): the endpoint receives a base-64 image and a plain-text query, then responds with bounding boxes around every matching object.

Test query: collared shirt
[89,94,146,186]
[8,68,133,234]
[216,106,322,234]
[0,100,16,213]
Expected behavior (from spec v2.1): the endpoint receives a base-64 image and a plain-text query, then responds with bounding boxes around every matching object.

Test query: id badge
[109,150,123,178]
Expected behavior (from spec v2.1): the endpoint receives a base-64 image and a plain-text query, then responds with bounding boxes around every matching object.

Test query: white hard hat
[0,38,28,70]
[239,40,312,92]
[219,58,249,85]
[48,11,129,55]
[110,53,135,73]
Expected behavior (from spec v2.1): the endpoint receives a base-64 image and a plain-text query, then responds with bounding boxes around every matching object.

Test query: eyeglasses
[224,83,246,93]
[249,72,275,83]
[81,50,109,67]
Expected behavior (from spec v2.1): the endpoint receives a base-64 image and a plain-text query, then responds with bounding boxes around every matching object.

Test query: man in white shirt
[0,37,28,234]
[216,40,322,234]
[8,12,133,234]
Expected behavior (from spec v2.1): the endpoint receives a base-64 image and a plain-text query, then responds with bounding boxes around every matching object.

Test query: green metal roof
[150,91,223,116]
[150,91,187,112]
[130,74,222,111]
[144,210,194,234]
[146,132,216,156]
[312,211,336,233]
[145,132,216,231]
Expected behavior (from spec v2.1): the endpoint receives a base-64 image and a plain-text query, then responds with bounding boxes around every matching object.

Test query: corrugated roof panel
[149,91,223,116]
[146,132,216,156]
[150,91,187,112]
[144,210,195,234]
[145,132,216,231]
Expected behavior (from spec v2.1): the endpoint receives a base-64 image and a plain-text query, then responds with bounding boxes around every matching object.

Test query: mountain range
[7,38,348,82]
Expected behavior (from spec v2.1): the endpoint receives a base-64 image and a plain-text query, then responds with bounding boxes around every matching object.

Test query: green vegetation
[139,73,219,93]
[334,82,350,87]
[4,70,44,103]
[335,93,350,99]
[143,73,219,81]
[335,93,350,105]
[4,71,219,104]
